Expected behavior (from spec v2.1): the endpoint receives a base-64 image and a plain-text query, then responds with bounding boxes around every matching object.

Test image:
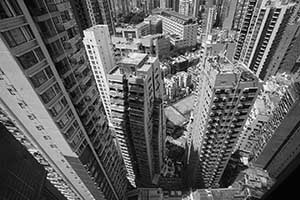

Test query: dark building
[70,0,115,35]
[0,123,67,200]
[0,0,127,199]
[233,0,298,81]
[253,80,300,181]
[188,57,261,188]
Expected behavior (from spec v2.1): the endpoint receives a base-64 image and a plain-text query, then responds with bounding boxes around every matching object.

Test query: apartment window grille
[30,67,53,88]
[49,99,64,117]
[40,83,61,104]
[0,0,22,19]
[57,112,72,129]
[2,25,34,47]
[41,87,56,104]
[34,47,45,60]
[17,47,45,69]
[65,125,75,139]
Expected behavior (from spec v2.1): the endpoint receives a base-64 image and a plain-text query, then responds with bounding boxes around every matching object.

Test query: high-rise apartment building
[158,10,197,49]
[70,0,115,35]
[109,0,130,20]
[251,75,300,180]
[108,53,165,187]
[0,123,67,200]
[192,0,202,18]
[262,3,300,78]
[159,0,180,12]
[0,0,127,200]
[232,0,250,31]
[222,0,239,30]
[234,0,297,80]
[187,56,261,188]
[235,74,290,157]
[83,25,115,124]
[178,0,192,17]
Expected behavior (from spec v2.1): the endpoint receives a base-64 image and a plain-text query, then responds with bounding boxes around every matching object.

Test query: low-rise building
[157,10,198,49]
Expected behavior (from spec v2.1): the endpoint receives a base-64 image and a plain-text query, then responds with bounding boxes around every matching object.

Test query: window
[41,87,56,104]
[57,114,70,129]
[73,121,79,128]
[30,67,53,88]
[61,97,67,106]
[17,47,45,70]
[55,58,70,76]
[65,125,75,139]
[2,27,25,47]
[67,110,74,119]
[34,47,45,60]
[61,10,70,22]
[30,70,47,88]
[2,25,34,47]
[53,83,61,94]
[0,0,22,19]
[18,50,38,69]
[49,100,64,117]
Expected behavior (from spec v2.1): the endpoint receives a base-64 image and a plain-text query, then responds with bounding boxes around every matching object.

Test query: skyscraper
[70,0,115,35]
[234,74,290,158]
[251,75,300,181]
[178,0,192,17]
[234,0,297,80]
[262,3,300,79]
[232,0,250,31]
[160,0,180,12]
[108,53,165,187]
[83,25,115,125]
[0,0,127,199]
[187,56,261,188]
[109,0,130,20]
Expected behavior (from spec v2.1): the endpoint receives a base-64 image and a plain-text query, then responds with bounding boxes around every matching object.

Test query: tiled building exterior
[0,0,127,199]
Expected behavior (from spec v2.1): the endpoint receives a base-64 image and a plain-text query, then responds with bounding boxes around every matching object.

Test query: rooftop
[120,53,148,66]
[84,24,108,32]
[165,106,186,126]
[137,64,151,73]
[165,95,195,126]
[161,10,196,24]
[172,95,195,118]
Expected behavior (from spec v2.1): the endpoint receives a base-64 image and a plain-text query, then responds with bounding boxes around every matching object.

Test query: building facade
[188,57,261,188]
[108,53,165,187]
[0,0,127,199]
[235,74,291,157]
[83,25,115,124]
[71,0,115,35]
[158,10,197,49]
[252,75,300,180]
[0,123,67,200]
[234,0,297,80]
[232,0,250,31]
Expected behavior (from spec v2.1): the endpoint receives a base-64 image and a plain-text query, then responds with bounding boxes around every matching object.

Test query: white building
[83,25,115,124]
[159,10,198,49]
[179,0,192,17]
